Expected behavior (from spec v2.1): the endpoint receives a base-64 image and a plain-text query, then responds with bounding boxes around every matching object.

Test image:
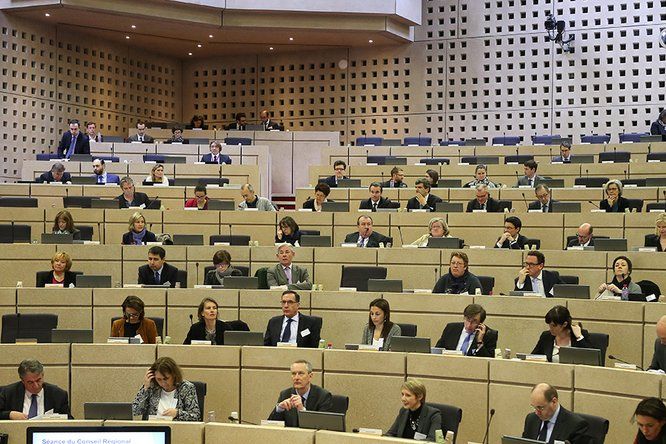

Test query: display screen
[28,426,170,444]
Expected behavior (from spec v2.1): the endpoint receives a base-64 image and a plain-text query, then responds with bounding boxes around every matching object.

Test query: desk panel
[205,423,315,444]
[108,420,204,444]
[0,421,103,444]
[315,431,419,443]
[310,292,378,348]
[18,288,93,330]
[0,244,56,287]
[0,344,70,394]
[166,288,239,342]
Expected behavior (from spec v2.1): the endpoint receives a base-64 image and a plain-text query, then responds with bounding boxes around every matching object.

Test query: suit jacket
[267,384,332,427]
[651,120,666,136]
[649,338,666,371]
[117,192,150,208]
[0,381,71,419]
[495,233,529,250]
[111,317,158,344]
[200,153,232,164]
[434,322,498,358]
[262,119,283,131]
[321,175,345,188]
[226,122,247,131]
[57,131,90,157]
[386,404,442,442]
[522,406,589,444]
[567,237,595,248]
[599,196,631,212]
[359,197,399,211]
[93,173,120,185]
[466,197,501,212]
[531,329,594,362]
[552,155,573,163]
[127,134,155,143]
[122,230,157,245]
[645,234,665,252]
[183,319,230,345]
[528,199,558,212]
[302,199,320,211]
[36,270,78,288]
[38,171,72,183]
[516,175,543,187]
[137,263,179,287]
[381,180,407,188]
[263,313,321,347]
[514,269,563,297]
[266,263,312,290]
[406,194,443,212]
[344,231,391,247]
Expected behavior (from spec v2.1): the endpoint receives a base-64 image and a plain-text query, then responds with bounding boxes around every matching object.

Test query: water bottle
[435,429,444,443]
[443,430,454,444]
[319,339,326,349]
[621,284,629,301]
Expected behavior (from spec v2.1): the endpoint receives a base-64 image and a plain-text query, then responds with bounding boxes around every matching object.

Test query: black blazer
[263,314,321,348]
[522,406,589,444]
[117,192,150,208]
[514,269,563,297]
[381,180,407,188]
[645,234,665,252]
[386,404,442,442]
[599,196,631,213]
[122,230,157,245]
[531,329,594,362]
[434,322,498,358]
[37,171,72,183]
[0,381,71,419]
[262,119,283,131]
[321,175,345,188]
[183,320,230,345]
[495,234,528,250]
[651,120,666,137]
[57,131,90,157]
[528,199,558,212]
[567,237,595,248]
[36,271,78,288]
[406,194,443,212]
[137,263,179,287]
[466,197,501,212]
[649,339,666,371]
[200,153,232,164]
[226,122,246,131]
[267,384,332,427]
[344,231,391,247]
[127,134,155,143]
[359,197,399,211]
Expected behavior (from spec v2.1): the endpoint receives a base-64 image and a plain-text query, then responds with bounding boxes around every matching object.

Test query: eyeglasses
[125,312,140,318]
[334,167,345,171]
[523,262,541,267]
[531,405,547,412]
[281,300,297,306]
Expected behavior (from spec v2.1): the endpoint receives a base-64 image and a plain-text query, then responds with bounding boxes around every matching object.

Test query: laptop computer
[300,235,332,247]
[594,238,628,251]
[437,179,462,188]
[83,402,133,420]
[501,436,543,444]
[172,234,204,245]
[569,154,595,164]
[207,200,236,211]
[435,202,463,213]
[535,178,564,188]
[559,346,602,366]
[223,276,259,289]
[336,179,361,188]
[223,331,264,346]
[51,329,94,343]
[75,275,113,288]
[70,154,93,162]
[71,176,99,185]
[426,237,462,249]
[322,201,350,212]
[551,284,590,299]
[640,135,664,143]
[551,202,581,213]
[297,410,346,432]
[389,336,431,353]
[367,279,403,293]
[91,199,119,209]
[41,233,74,244]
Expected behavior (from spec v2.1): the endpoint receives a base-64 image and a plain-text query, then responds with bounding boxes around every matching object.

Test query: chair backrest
[531,135,560,145]
[420,158,450,165]
[504,154,533,164]
[646,202,666,211]
[224,137,252,146]
[330,394,350,414]
[647,152,666,162]
[598,151,631,163]
[637,280,661,299]
[1,313,58,343]
[428,402,463,444]
[525,238,541,249]
[559,275,580,285]
[209,235,251,246]
[356,136,383,146]
[586,332,609,366]
[0,197,38,207]
[619,132,646,143]
[78,225,94,241]
[396,323,417,337]
[581,134,611,144]
[340,266,387,291]
[577,412,610,444]
[403,136,432,146]
[111,316,164,339]
[626,199,643,212]
[439,140,465,146]
[498,200,512,212]
[477,276,495,295]
[574,177,609,188]
[254,267,269,289]
[190,380,207,421]
[225,320,250,331]
[176,270,188,288]
[492,136,521,146]
[300,230,321,236]
[0,224,31,243]
[64,196,94,208]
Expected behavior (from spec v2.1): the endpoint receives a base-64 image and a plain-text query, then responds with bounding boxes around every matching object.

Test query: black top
[466,197,501,212]
[124,322,139,338]
[276,230,302,245]
[122,230,157,245]
[432,270,482,294]
[645,234,665,252]
[599,196,631,212]
[117,192,150,209]
[401,405,423,439]
[531,329,594,362]
[184,320,230,345]
[494,234,528,249]
[36,271,78,288]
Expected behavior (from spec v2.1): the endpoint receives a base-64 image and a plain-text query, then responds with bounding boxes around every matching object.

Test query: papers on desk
[190,340,212,346]
[261,420,286,427]
[276,342,297,348]
[357,428,383,435]
[148,415,173,421]
[30,409,68,420]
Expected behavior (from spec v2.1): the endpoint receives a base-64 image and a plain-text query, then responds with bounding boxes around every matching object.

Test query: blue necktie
[28,394,38,418]
[281,318,293,342]
[154,271,160,284]
[460,331,473,354]
[66,134,77,158]
[98,175,104,184]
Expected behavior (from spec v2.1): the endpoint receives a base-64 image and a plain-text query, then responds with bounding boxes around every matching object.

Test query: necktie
[460,331,473,354]
[531,277,542,295]
[537,420,549,441]
[481,203,485,210]
[542,204,547,212]
[529,178,533,186]
[372,202,377,211]
[154,271,160,284]
[28,394,38,418]
[139,135,143,142]
[213,155,218,163]
[284,266,292,284]
[357,236,365,247]
[281,318,293,342]
[97,175,103,184]
[66,134,77,158]
[301,395,306,407]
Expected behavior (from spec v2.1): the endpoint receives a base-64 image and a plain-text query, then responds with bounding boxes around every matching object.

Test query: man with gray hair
[238,183,276,211]
[0,359,70,419]
[37,162,71,183]
[406,178,443,212]
[528,184,558,213]
[466,183,500,212]
[267,243,311,290]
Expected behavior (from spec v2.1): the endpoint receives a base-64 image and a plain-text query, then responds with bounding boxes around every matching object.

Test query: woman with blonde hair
[385,378,442,441]
[410,217,451,247]
[122,212,157,245]
[36,251,77,287]
[645,213,666,252]
[145,164,170,186]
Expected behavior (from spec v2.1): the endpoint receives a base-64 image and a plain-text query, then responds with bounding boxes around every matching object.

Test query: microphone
[549,146,552,160]
[623,169,627,181]
[145,196,159,210]
[609,355,644,371]
[184,187,187,206]
[97,222,101,243]
[189,314,194,325]
[648,143,652,155]
[457,148,461,163]
[228,224,233,243]
[65,187,69,197]
[11,221,15,244]
[366,149,369,164]
[195,262,200,285]
[15,312,21,343]
[585,168,589,179]
[381,172,384,184]
[434,267,439,281]
[482,408,496,444]
[228,416,259,425]
[587,200,600,209]
[521,192,529,211]
[347,144,351,168]
[613,146,617,162]
[515,147,519,158]
[397,226,404,246]
[662,190,666,203]
[473,145,476,157]
[239,142,244,165]
[418,131,422,146]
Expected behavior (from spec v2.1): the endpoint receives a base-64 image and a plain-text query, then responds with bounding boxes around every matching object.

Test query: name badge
[301,329,311,337]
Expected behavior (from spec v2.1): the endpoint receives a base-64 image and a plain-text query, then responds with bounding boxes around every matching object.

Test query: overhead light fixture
[44,13,50,17]
[197,44,202,48]
[209,34,214,38]
[131,25,136,29]
[188,52,193,56]
[289,37,294,41]
[368,39,374,43]
[125,35,130,39]
[269,47,274,50]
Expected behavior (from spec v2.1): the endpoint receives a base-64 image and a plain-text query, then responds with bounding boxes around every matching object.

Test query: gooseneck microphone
[145,196,159,210]
[397,226,404,246]
[195,262,200,284]
[482,408,496,444]
[189,314,194,325]
[609,355,645,371]
[228,416,259,425]
[521,192,529,211]
[228,224,233,243]
[587,200,600,209]
[15,312,21,343]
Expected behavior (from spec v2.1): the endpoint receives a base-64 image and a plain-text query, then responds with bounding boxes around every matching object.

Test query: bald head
[576,223,593,245]
[530,383,559,421]
[657,316,666,345]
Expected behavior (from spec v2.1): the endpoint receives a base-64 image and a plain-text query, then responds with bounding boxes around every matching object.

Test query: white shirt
[516,271,544,295]
[540,404,561,442]
[280,313,299,345]
[23,388,44,417]
[158,389,178,415]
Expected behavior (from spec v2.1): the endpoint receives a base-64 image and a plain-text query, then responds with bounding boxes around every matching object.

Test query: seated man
[648,315,666,372]
[117,177,150,208]
[552,140,573,163]
[567,223,594,248]
[381,167,407,188]
[92,158,120,184]
[358,182,399,211]
[137,246,179,288]
[434,303,498,357]
[650,109,666,139]
[85,121,102,143]
[238,183,276,211]
[0,359,70,419]
[514,250,563,297]
[264,290,321,347]
[406,178,443,212]
[267,243,312,290]
[57,119,90,158]
[528,184,557,212]
[260,109,283,131]
[466,184,500,212]
[126,121,154,143]
[226,112,247,131]
[321,160,348,188]
[522,383,589,444]
[38,162,71,183]
[344,215,391,247]
[267,359,332,427]
[200,141,232,164]
[516,160,542,187]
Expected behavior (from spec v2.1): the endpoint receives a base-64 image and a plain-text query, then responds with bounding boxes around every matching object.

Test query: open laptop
[594,238,628,251]
[367,279,403,293]
[551,284,590,300]
[300,235,332,247]
[71,176,99,185]
[389,336,431,353]
[336,179,361,188]
[172,234,204,245]
[223,331,264,346]
[51,329,94,343]
[297,411,346,432]
[41,233,74,244]
[90,199,119,209]
[207,200,236,211]
[76,275,113,288]
[322,201,349,212]
[559,347,602,366]
[569,154,595,164]
[501,437,543,444]
[83,402,133,420]
[435,202,463,213]
[437,179,462,188]
[426,237,462,249]
[551,202,581,213]
[223,276,259,289]
[70,154,93,162]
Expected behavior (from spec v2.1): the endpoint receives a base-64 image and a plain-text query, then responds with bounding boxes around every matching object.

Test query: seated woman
[596,255,643,299]
[189,114,207,130]
[185,184,208,210]
[203,249,242,285]
[494,216,527,249]
[531,305,594,363]
[385,378,442,441]
[111,295,158,344]
[36,251,77,287]
[166,127,185,143]
[361,298,401,351]
[600,179,630,212]
[132,356,200,421]
[432,251,482,294]
[302,182,331,212]
[145,164,170,186]
[645,213,666,252]
[275,216,302,245]
[51,210,81,240]
[633,397,666,444]
[184,297,230,345]
[122,212,157,245]
[425,169,439,188]
[410,217,451,247]
[463,164,498,188]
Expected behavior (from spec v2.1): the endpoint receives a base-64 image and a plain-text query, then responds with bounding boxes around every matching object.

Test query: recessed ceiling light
[131,25,136,29]
[368,39,374,43]
[208,34,214,38]
[188,52,193,56]
[44,13,50,17]
[125,36,130,39]
[289,37,294,41]
[269,46,274,50]
[197,44,202,48]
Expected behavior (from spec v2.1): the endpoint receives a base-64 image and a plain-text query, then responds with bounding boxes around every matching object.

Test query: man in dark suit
[514,250,564,297]
[137,246,179,287]
[406,178,443,212]
[344,215,392,247]
[264,290,321,347]
[200,141,232,164]
[37,162,71,183]
[358,182,399,211]
[267,359,332,427]
[381,166,407,188]
[226,112,247,131]
[126,121,154,143]
[117,177,151,208]
[566,223,595,248]
[260,109,283,131]
[57,119,90,158]
[434,304,498,358]
[522,383,589,444]
[552,140,573,163]
[648,315,666,371]
[528,184,558,212]
[466,184,501,212]
[0,359,70,419]
[92,159,120,185]
[650,109,666,139]
[321,160,347,187]
[516,159,542,187]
